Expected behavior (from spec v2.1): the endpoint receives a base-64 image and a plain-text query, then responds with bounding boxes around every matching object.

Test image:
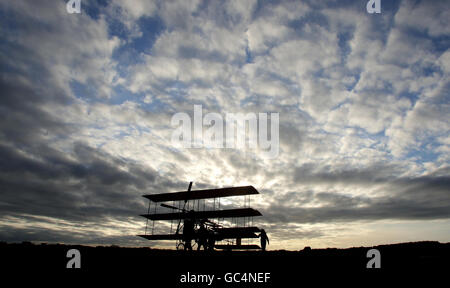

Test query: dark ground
[1,241,448,284]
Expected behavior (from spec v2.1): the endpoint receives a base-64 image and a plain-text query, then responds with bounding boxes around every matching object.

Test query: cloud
[264,167,450,224]
[0,141,161,220]
[394,0,450,37]
[0,0,449,248]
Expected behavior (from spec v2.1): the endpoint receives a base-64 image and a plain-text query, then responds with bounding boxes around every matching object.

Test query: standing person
[197,221,208,251]
[259,229,269,251]
[183,210,195,251]
[207,231,216,251]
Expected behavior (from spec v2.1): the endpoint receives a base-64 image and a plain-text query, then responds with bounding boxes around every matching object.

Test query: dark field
[1,241,448,284]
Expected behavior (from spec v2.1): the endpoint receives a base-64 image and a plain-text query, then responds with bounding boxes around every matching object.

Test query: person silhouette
[183,210,195,251]
[259,229,269,251]
[207,231,216,251]
[197,220,208,251]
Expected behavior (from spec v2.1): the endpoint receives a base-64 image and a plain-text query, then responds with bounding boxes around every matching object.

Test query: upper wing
[143,186,258,202]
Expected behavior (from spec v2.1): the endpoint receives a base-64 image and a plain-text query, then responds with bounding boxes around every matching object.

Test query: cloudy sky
[0,0,449,249]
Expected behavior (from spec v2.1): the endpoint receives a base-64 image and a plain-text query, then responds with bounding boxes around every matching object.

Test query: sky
[0,0,449,250]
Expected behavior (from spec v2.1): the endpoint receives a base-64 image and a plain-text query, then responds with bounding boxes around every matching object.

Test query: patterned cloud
[0,0,449,248]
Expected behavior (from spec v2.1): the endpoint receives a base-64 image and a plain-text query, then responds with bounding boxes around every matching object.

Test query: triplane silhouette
[138,182,267,251]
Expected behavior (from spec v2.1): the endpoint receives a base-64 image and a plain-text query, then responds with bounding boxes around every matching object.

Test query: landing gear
[176,239,197,251]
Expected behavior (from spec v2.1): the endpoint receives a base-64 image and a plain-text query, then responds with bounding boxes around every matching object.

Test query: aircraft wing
[138,227,261,241]
[140,208,262,221]
[143,186,258,202]
[214,244,261,250]
[137,234,183,240]
[214,226,261,239]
